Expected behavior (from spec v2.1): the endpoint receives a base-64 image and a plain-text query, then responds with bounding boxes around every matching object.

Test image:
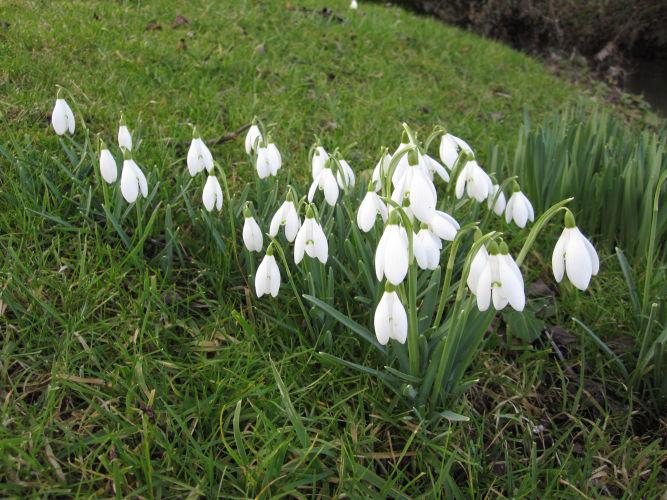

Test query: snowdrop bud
[357,185,388,232]
[350,0,358,9]
[311,146,329,180]
[488,184,507,216]
[335,158,355,189]
[552,211,599,291]
[202,175,223,212]
[120,153,148,203]
[308,161,339,206]
[255,246,281,298]
[294,206,328,264]
[414,225,440,270]
[51,98,75,135]
[269,192,301,242]
[118,117,132,151]
[187,133,214,176]
[505,183,534,228]
[455,159,492,202]
[256,141,281,178]
[99,145,117,184]
[438,133,458,169]
[474,241,525,312]
[375,215,409,286]
[242,206,263,252]
[371,149,392,191]
[374,284,407,345]
[245,124,263,155]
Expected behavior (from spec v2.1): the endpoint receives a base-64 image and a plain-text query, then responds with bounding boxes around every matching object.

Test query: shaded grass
[0,0,665,497]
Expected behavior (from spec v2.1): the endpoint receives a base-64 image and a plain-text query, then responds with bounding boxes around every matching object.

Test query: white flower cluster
[51,96,599,350]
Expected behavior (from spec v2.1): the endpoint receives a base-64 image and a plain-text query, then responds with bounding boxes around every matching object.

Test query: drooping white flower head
[202,175,223,212]
[427,210,459,242]
[374,287,407,345]
[242,206,263,252]
[414,226,441,270]
[245,124,263,155]
[256,141,282,179]
[52,98,75,135]
[375,214,409,286]
[391,149,437,224]
[255,248,281,298]
[552,212,599,291]
[335,158,355,189]
[99,146,117,184]
[118,118,132,151]
[488,184,507,216]
[311,146,330,180]
[308,160,339,206]
[294,206,328,264]
[350,0,359,9]
[473,241,525,312]
[439,133,472,169]
[120,156,148,203]
[187,134,214,176]
[505,185,534,228]
[390,135,416,187]
[455,159,492,202]
[371,149,392,192]
[269,190,301,242]
[357,186,388,232]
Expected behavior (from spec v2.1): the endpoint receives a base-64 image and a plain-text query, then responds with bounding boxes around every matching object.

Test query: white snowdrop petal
[476,266,492,311]
[99,149,117,184]
[500,258,525,311]
[118,125,132,151]
[390,293,408,344]
[374,294,391,346]
[120,161,139,203]
[565,233,593,290]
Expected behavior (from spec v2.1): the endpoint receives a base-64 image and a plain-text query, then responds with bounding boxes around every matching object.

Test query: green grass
[1,0,665,497]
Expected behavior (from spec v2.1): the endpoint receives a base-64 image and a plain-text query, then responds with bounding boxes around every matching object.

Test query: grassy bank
[1,0,664,497]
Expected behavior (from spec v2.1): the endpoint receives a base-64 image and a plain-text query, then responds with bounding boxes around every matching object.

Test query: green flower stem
[218,163,241,272]
[434,223,477,329]
[271,239,315,342]
[383,145,415,198]
[423,125,446,153]
[515,198,573,267]
[642,171,667,316]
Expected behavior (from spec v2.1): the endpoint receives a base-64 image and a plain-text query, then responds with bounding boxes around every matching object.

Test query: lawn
[0,0,665,497]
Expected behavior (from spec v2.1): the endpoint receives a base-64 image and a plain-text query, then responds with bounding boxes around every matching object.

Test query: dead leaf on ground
[145,21,161,31]
[172,15,189,28]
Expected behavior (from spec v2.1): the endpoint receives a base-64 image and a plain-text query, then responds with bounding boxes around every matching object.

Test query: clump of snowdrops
[52,92,599,418]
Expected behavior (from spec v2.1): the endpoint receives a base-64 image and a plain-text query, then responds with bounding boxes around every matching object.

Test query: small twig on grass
[208,123,252,146]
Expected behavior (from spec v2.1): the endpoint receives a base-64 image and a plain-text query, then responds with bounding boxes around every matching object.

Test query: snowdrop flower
[455,159,492,202]
[120,153,148,203]
[311,146,329,180]
[439,133,472,169]
[335,158,355,189]
[428,210,459,242]
[473,242,525,312]
[294,206,328,264]
[350,0,359,9]
[375,214,409,286]
[391,150,437,224]
[242,206,263,252]
[371,149,392,191]
[255,246,281,298]
[308,161,339,206]
[202,175,223,212]
[118,117,132,151]
[505,185,534,228]
[390,138,414,186]
[187,133,214,176]
[256,141,282,178]
[488,184,507,216]
[552,211,599,291]
[414,226,440,270]
[374,285,407,345]
[357,185,388,232]
[244,124,263,155]
[269,191,301,242]
[51,98,75,135]
[99,145,117,184]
